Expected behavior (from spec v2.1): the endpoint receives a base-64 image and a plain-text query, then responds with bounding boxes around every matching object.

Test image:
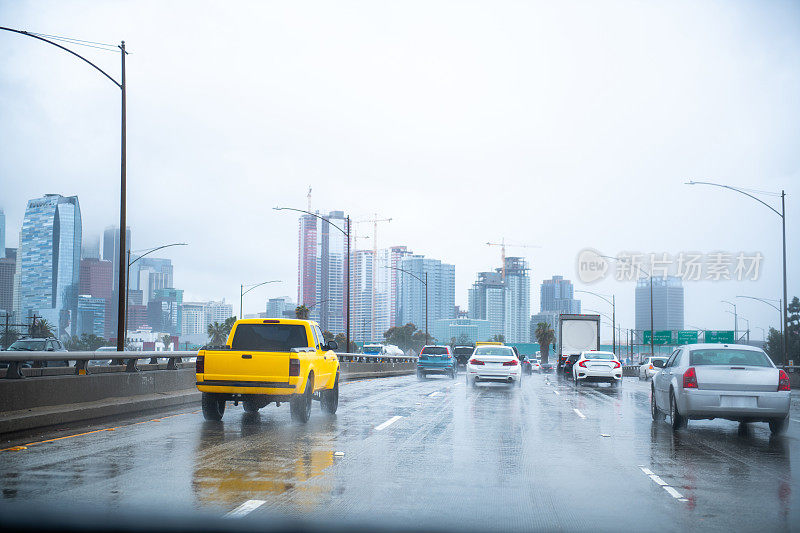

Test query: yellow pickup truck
[195,318,340,423]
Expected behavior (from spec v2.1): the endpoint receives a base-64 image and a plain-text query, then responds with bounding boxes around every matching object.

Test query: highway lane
[1,373,798,531]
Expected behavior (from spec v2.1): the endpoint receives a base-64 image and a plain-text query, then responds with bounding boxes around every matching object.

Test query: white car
[531,359,541,372]
[572,350,622,387]
[639,356,668,380]
[466,345,522,387]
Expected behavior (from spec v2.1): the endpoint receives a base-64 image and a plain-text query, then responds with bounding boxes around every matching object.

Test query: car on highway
[417,345,457,379]
[453,345,475,368]
[638,356,668,380]
[572,350,622,387]
[196,318,340,423]
[562,354,581,379]
[1,337,69,368]
[540,361,555,373]
[651,343,791,434]
[530,358,541,373]
[466,344,522,387]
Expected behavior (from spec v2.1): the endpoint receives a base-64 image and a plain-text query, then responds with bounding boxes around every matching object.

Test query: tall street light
[384,265,428,344]
[125,243,187,342]
[575,290,615,354]
[0,27,129,352]
[240,280,281,319]
[736,295,783,341]
[721,300,738,342]
[687,180,788,364]
[727,312,750,343]
[274,207,351,351]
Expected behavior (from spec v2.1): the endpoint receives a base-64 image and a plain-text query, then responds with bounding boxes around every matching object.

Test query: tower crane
[486,239,540,280]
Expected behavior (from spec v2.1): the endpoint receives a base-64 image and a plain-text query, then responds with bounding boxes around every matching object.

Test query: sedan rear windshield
[231,324,308,352]
[421,346,449,355]
[689,349,772,367]
[584,352,615,360]
[474,346,514,356]
[453,347,474,355]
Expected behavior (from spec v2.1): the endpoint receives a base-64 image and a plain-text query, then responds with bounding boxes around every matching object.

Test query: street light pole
[687,181,788,364]
[721,300,738,342]
[575,290,615,354]
[736,295,783,342]
[0,27,129,352]
[240,280,281,319]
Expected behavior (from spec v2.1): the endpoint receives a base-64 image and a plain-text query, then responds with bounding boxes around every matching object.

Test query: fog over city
[1,0,798,337]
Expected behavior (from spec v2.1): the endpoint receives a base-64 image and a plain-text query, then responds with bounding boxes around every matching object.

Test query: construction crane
[355,214,392,342]
[486,239,540,280]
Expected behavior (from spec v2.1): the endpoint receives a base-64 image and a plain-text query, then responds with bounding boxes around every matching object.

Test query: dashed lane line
[639,466,688,502]
[225,500,266,518]
[375,415,403,431]
[553,390,560,395]
[573,408,586,419]
[428,391,442,397]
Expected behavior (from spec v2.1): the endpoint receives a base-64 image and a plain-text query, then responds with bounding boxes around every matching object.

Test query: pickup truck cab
[196,318,340,423]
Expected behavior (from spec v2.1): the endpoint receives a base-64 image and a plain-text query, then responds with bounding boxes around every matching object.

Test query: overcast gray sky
[1,0,798,340]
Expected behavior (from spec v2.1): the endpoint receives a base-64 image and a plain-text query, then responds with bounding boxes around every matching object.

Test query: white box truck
[557,314,601,376]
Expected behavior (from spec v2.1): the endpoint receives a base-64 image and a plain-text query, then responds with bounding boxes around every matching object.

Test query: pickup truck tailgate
[202,350,290,383]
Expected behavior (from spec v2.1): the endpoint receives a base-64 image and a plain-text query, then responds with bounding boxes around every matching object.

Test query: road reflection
[192,410,336,509]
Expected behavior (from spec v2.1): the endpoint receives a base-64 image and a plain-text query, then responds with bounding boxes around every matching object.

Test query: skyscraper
[131,257,173,305]
[0,248,15,314]
[468,257,531,342]
[635,276,684,335]
[297,210,347,333]
[15,194,82,338]
[397,254,455,335]
[540,275,581,314]
[103,225,131,294]
[0,208,6,260]
[77,295,105,337]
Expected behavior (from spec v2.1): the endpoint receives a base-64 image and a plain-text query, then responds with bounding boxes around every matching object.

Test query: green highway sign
[677,330,699,344]
[705,330,735,343]
[643,330,672,345]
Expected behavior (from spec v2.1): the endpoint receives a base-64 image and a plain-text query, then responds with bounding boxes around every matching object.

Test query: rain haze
[1,1,798,333]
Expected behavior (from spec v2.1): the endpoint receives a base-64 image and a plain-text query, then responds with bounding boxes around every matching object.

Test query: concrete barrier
[0,359,416,434]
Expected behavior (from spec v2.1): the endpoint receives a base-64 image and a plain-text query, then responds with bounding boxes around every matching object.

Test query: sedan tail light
[289,359,300,376]
[778,369,791,391]
[195,355,204,374]
[578,360,587,368]
[469,358,484,366]
[502,359,518,366]
[613,361,621,369]
[683,367,698,389]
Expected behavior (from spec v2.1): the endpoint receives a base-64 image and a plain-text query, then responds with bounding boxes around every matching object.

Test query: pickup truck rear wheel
[201,393,225,421]
[321,373,339,414]
[242,399,261,413]
[291,373,314,423]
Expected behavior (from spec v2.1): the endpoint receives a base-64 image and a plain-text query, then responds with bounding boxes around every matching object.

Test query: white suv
[572,350,622,387]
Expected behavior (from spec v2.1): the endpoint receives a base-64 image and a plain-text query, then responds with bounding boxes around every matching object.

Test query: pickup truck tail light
[289,359,300,377]
[195,355,204,374]
[778,370,791,391]
[469,358,484,366]
[502,359,518,366]
[683,367,698,389]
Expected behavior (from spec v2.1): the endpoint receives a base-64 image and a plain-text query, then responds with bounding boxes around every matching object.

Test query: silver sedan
[651,343,791,434]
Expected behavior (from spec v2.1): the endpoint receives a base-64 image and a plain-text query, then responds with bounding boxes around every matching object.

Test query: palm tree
[31,318,53,338]
[295,305,310,319]
[534,322,556,364]
[491,334,506,343]
[207,321,228,346]
[161,334,173,350]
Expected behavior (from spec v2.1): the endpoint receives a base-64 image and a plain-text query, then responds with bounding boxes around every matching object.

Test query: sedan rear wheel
[769,415,789,435]
[651,388,664,422]
[669,390,687,430]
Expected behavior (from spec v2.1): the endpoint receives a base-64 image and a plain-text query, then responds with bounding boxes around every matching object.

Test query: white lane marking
[640,466,654,476]
[225,500,265,518]
[649,474,668,486]
[454,382,463,386]
[375,415,402,431]
[428,391,442,397]
[791,418,800,424]
[553,390,560,395]
[573,408,586,419]
[663,486,685,499]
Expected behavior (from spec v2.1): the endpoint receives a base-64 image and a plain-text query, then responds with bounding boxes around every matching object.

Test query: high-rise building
[0,248,15,314]
[103,225,131,294]
[181,302,207,336]
[433,317,491,344]
[297,210,347,333]
[0,208,6,259]
[81,234,100,260]
[635,276,684,336]
[503,257,530,343]
[131,257,173,305]
[206,299,234,325]
[14,194,82,338]
[469,271,506,340]
[397,254,455,335]
[79,258,113,300]
[148,288,183,335]
[540,275,581,314]
[77,295,105,337]
[266,297,295,319]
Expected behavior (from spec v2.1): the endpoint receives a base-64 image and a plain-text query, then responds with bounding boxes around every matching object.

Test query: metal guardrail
[0,350,417,379]
[0,351,197,379]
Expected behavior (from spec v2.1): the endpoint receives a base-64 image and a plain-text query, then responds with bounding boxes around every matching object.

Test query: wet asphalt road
[1,373,799,532]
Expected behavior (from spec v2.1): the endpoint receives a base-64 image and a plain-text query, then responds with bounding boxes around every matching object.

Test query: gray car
[651,343,791,434]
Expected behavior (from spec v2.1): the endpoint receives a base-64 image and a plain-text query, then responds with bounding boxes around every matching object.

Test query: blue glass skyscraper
[15,194,82,338]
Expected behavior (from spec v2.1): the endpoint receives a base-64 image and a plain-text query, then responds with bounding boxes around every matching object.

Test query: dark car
[561,354,581,378]
[1,337,70,368]
[540,362,555,373]
[453,346,474,368]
